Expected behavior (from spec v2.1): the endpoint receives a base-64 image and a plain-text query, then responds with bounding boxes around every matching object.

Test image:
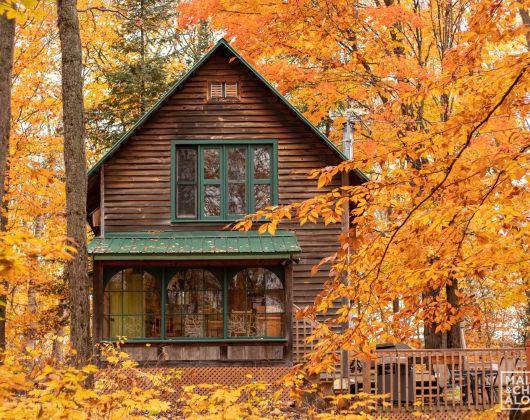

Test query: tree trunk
[0,8,16,354]
[423,289,444,349]
[57,0,92,365]
[446,278,462,348]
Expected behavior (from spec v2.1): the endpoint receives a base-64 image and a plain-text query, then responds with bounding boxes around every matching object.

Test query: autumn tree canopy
[0,0,528,415]
[177,0,530,365]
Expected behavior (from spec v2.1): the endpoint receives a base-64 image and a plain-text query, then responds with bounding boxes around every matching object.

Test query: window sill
[207,98,241,103]
[101,337,288,344]
[170,218,248,224]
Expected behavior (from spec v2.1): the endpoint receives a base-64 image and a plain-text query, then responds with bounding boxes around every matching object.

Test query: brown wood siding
[100,47,343,356]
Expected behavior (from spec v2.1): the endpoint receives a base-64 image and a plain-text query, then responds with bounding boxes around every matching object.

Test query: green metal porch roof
[88,231,301,260]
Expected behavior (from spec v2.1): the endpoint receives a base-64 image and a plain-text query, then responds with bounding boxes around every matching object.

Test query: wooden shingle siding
[100,47,343,357]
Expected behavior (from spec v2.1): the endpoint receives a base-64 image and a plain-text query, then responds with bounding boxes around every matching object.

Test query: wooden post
[284,261,293,364]
[340,171,351,386]
[362,360,371,396]
[525,340,530,385]
[93,260,103,360]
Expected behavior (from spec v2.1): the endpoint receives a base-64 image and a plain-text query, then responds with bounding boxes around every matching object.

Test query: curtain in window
[104,269,161,339]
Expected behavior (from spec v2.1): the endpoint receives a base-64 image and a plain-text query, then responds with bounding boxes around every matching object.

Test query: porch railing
[293,312,527,412]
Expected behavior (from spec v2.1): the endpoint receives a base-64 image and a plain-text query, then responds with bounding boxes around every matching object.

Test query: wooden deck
[322,347,526,414]
[97,347,525,417]
[294,311,528,414]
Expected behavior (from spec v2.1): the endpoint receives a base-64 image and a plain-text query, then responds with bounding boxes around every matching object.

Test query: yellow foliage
[0,343,170,419]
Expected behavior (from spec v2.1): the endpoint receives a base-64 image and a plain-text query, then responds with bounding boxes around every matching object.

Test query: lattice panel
[97,366,291,408]
[173,366,290,386]
[97,367,511,418]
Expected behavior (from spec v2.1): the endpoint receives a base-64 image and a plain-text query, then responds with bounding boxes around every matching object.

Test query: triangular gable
[87,38,368,182]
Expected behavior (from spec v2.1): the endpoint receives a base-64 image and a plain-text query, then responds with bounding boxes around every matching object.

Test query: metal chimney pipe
[342,120,354,159]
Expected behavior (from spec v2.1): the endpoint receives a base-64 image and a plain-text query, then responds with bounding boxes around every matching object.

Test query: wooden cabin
[86,39,366,366]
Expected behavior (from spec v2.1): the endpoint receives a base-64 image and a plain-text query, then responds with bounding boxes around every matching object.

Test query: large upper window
[171,140,277,221]
[102,266,285,340]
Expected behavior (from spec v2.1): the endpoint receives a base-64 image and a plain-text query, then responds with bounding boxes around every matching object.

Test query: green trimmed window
[171,140,278,221]
[102,266,285,341]
[103,268,162,339]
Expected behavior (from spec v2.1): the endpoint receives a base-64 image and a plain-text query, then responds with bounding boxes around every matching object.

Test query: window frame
[101,266,287,343]
[170,139,278,223]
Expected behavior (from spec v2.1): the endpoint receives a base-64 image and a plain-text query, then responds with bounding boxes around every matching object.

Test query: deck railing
[344,348,526,412]
[293,313,527,412]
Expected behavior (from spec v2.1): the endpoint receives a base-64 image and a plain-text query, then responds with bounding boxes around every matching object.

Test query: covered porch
[88,231,301,364]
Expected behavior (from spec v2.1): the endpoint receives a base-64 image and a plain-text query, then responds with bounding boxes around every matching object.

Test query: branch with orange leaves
[371,65,527,282]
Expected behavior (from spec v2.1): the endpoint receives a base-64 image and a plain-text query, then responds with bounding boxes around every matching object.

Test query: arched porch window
[165,269,223,338]
[228,268,285,337]
[103,268,161,339]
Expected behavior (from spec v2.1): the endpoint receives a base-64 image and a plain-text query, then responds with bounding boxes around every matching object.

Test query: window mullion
[247,145,253,213]
[223,268,228,339]
[272,141,278,205]
[221,145,227,219]
[198,146,204,220]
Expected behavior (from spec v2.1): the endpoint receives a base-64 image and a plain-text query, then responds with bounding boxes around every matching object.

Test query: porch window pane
[103,315,122,339]
[122,316,144,338]
[228,268,285,337]
[204,185,221,216]
[165,269,222,338]
[106,272,122,291]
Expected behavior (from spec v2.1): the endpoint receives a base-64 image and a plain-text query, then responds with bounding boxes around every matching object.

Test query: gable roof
[87,38,368,182]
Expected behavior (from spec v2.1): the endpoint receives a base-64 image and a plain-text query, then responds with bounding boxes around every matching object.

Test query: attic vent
[210,81,239,99]
[210,82,224,98]
[225,82,238,97]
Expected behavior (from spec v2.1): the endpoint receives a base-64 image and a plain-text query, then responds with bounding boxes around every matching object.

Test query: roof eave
[92,253,296,261]
[87,39,227,179]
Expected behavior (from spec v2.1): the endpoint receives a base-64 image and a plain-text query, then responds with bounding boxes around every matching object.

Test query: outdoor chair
[479,355,520,404]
